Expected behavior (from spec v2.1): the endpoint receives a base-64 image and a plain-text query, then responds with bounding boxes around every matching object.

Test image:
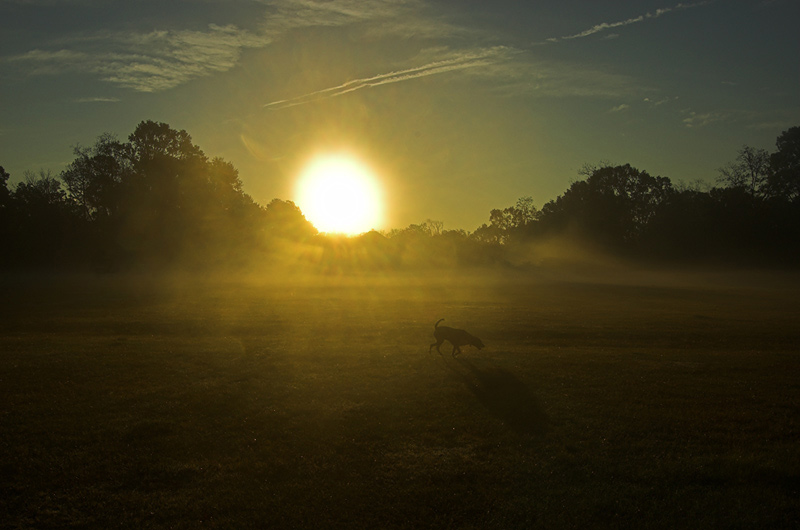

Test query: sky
[1,0,798,232]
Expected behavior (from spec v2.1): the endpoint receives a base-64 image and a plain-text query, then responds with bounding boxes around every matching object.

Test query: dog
[429,318,485,357]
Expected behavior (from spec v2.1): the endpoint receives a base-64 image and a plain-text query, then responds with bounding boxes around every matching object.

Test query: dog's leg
[452,344,460,357]
[430,340,444,354]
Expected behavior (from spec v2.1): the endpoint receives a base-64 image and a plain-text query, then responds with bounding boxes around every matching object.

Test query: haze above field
[2,0,798,231]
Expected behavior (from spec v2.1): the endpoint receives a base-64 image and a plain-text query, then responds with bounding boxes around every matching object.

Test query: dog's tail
[434,318,444,329]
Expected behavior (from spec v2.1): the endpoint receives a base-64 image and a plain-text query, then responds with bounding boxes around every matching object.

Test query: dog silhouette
[429,318,485,357]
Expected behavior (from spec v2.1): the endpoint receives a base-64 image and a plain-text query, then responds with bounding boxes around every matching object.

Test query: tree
[538,164,672,247]
[61,133,129,221]
[512,196,538,227]
[767,126,800,201]
[422,219,444,236]
[472,196,538,245]
[127,120,205,164]
[717,145,770,198]
[17,169,67,205]
[263,199,317,241]
[0,166,10,208]
[55,120,279,268]
[0,166,13,266]
[10,170,82,267]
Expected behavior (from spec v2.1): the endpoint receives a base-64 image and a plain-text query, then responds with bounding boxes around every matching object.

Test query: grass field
[1,268,799,529]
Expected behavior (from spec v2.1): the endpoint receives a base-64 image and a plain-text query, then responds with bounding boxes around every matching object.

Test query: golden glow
[295,153,383,235]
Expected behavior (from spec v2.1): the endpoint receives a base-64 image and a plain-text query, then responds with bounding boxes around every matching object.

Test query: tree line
[1,121,798,271]
[481,127,799,266]
[0,121,316,270]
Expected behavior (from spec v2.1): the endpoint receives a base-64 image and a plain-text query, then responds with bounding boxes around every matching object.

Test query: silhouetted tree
[9,121,800,271]
[0,166,12,267]
[61,133,129,221]
[538,164,672,249]
[10,170,82,267]
[767,126,800,201]
[55,120,276,269]
[422,219,444,236]
[717,145,770,198]
[127,120,205,164]
[263,199,317,242]
[472,196,538,245]
[0,166,10,208]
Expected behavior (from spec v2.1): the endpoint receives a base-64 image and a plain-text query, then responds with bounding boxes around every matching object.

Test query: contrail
[264,48,506,110]
[546,1,712,42]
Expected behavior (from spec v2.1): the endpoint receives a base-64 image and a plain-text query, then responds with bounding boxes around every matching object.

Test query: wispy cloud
[3,0,709,102]
[644,96,679,106]
[468,55,644,100]
[98,25,271,92]
[681,108,797,130]
[7,24,271,92]
[682,110,725,128]
[609,104,630,112]
[263,0,430,34]
[544,2,711,43]
[264,47,511,109]
[74,97,120,103]
[4,0,437,93]
[749,120,795,131]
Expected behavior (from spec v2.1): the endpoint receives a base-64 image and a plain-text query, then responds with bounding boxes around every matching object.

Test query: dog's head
[471,336,485,350]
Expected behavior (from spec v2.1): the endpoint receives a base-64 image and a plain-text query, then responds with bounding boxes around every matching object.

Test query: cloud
[7,49,89,75]
[6,23,272,92]
[97,24,272,92]
[263,0,422,30]
[749,120,794,131]
[609,104,630,112]
[74,97,120,103]
[4,0,461,93]
[682,110,725,128]
[2,0,700,101]
[10,49,87,61]
[262,39,647,111]
[644,96,678,106]
[259,0,474,46]
[4,1,438,93]
[468,54,644,99]
[264,47,511,109]
[544,1,711,43]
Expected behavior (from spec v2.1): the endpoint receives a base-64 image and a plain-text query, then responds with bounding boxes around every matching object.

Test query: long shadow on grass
[443,356,548,435]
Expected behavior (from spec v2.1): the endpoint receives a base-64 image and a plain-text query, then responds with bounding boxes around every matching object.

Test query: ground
[1,268,798,528]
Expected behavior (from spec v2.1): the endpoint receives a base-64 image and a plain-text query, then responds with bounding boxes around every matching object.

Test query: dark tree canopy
[768,126,800,201]
[127,121,205,164]
[3,121,272,269]
[263,199,317,242]
[537,164,672,248]
[61,133,128,221]
[717,146,771,198]
[6,170,80,267]
[0,166,10,208]
[472,197,538,245]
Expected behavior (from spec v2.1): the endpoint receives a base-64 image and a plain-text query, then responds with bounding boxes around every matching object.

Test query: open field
[1,269,799,529]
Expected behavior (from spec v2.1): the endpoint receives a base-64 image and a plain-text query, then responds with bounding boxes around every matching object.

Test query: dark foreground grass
[1,269,799,529]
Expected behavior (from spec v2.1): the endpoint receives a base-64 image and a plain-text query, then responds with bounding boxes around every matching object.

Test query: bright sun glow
[295,153,383,235]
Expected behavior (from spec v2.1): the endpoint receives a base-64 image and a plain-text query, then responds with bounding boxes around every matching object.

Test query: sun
[295,153,384,235]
